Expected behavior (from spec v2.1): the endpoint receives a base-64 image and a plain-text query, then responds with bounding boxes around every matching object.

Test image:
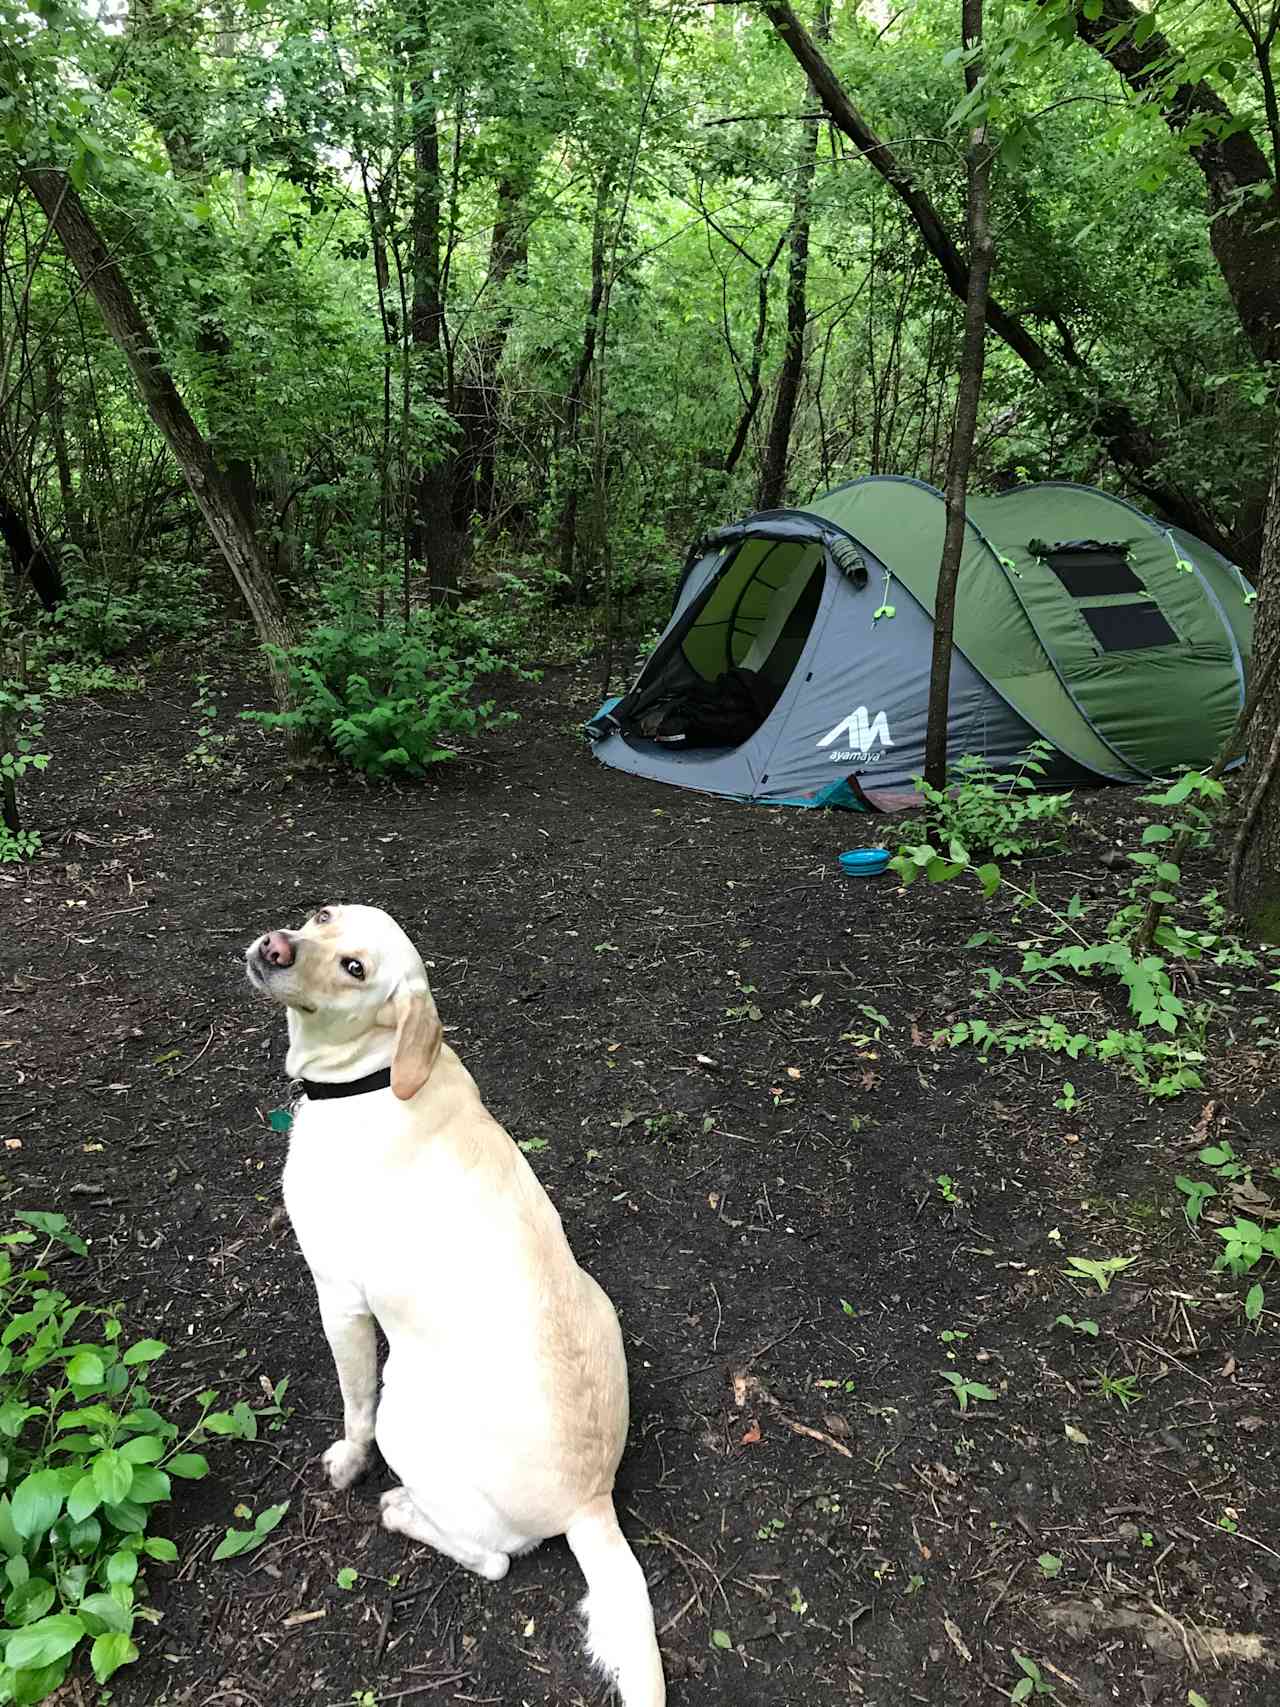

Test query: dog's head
[245,903,441,1099]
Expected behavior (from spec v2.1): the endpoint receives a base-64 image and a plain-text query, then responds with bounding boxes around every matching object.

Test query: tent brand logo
[818,707,894,763]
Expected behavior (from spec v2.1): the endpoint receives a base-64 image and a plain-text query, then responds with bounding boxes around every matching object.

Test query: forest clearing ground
[2,655,1278,1707]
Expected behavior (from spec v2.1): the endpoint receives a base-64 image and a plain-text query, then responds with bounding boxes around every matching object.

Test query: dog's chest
[281,1098,421,1284]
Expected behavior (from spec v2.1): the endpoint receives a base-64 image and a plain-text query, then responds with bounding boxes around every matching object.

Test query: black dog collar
[300,1067,392,1101]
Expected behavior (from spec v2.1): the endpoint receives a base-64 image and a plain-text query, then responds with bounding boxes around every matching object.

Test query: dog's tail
[566,1497,665,1707]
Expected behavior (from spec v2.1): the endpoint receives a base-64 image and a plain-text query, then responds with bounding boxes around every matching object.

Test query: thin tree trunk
[556,164,614,598]
[1229,442,1280,936]
[0,490,64,611]
[761,0,1239,562]
[45,352,82,554]
[923,0,995,791]
[408,70,464,603]
[757,8,826,510]
[22,168,293,702]
[457,171,533,524]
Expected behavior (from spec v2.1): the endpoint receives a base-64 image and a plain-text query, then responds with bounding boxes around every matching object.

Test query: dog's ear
[388,978,442,1101]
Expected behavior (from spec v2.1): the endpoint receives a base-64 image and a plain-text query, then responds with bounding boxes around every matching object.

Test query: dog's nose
[258,931,295,969]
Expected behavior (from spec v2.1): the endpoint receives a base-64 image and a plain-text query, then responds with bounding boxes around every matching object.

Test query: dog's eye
[314,908,331,925]
[342,957,365,981]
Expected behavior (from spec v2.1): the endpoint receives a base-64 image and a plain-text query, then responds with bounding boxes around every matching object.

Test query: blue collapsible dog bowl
[839,847,890,876]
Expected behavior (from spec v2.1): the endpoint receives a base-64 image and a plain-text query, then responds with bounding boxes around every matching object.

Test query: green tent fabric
[801,478,1252,781]
[590,477,1253,811]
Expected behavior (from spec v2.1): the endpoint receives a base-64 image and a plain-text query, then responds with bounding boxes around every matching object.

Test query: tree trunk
[0,491,65,612]
[923,0,995,791]
[761,0,1241,562]
[407,73,465,602]
[556,165,614,599]
[1071,0,1280,370]
[22,168,293,700]
[1229,443,1280,937]
[45,352,83,555]
[757,15,825,511]
[456,171,533,525]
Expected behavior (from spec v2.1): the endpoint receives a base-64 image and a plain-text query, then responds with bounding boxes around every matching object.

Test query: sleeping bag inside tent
[586,476,1253,809]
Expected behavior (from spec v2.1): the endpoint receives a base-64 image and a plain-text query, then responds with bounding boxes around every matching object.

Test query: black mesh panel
[1046,551,1143,598]
[1081,601,1178,652]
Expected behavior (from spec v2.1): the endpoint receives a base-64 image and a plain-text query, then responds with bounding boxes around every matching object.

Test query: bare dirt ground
[3,654,1278,1707]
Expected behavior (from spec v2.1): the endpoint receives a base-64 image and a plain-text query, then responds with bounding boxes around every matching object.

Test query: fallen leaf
[1064,1423,1090,1446]
[821,1413,850,1437]
[1239,1415,1266,1433]
[786,1066,802,1080]
[4,1139,21,1150]
[943,1614,972,1663]
[740,1421,762,1446]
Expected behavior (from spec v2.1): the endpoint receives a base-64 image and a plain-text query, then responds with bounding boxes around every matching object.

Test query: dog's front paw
[322,1438,370,1491]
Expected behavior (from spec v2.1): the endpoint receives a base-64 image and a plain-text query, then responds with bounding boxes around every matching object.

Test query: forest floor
[4,644,1280,1707]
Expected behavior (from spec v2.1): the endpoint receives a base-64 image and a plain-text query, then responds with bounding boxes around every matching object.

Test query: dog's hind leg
[379,1487,510,1581]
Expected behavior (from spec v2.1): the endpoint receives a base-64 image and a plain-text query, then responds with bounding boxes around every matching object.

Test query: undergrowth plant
[246,602,534,777]
[910,742,1072,858]
[0,1213,264,1704]
[0,683,49,863]
[894,768,1279,1099]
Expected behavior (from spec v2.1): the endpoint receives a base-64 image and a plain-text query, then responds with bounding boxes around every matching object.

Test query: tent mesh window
[1080,601,1179,652]
[1039,540,1143,599]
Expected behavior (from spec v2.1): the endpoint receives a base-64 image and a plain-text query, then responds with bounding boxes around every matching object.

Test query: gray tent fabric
[587,478,1252,810]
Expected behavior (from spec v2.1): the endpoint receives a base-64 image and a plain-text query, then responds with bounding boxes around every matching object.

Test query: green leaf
[67,1475,101,1523]
[165,1453,209,1480]
[92,1451,133,1506]
[121,1340,167,1367]
[11,1470,65,1540]
[711,1628,733,1650]
[1011,1681,1033,1704]
[4,1612,85,1670]
[1244,1283,1264,1322]
[119,1435,165,1464]
[14,1213,87,1257]
[5,1578,55,1626]
[975,863,1001,898]
[336,1567,358,1589]
[90,1630,139,1684]
[77,1591,133,1635]
[65,1352,105,1386]
[105,1550,138,1587]
[142,1536,178,1563]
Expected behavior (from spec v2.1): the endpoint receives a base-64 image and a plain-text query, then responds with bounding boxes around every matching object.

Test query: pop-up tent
[587,477,1253,809]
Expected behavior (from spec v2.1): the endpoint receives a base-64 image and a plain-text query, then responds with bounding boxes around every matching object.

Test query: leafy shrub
[0,1213,262,1703]
[246,604,532,776]
[32,562,213,664]
[912,742,1072,858]
[0,685,49,864]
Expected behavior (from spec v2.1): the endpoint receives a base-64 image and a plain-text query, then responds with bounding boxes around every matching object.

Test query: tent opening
[624,539,827,751]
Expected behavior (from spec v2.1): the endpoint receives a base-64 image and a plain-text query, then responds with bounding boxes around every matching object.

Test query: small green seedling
[1174,1176,1217,1224]
[1054,1314,1099,1337]
[939,1329,969,1344]
[936,1175,961,1204]
[336,1567,358,1589]
[213,1501,289,1561]
[1092,1370,1143,1410]
[711,1628,733,1650]
[1011,1653,1056,1700]
[1063,1254,1136,1294]
[1054,1081,1079,1113]
[939,1370,997,1412]
[1037,1552,1063,1579]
